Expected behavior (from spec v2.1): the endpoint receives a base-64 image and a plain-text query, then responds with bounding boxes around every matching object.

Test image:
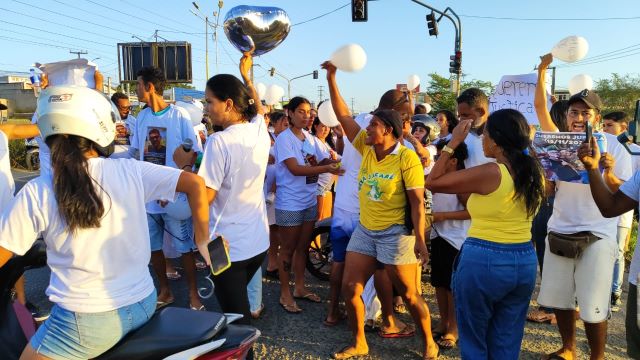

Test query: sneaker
[611,293,621,312]
[26,302,50,322]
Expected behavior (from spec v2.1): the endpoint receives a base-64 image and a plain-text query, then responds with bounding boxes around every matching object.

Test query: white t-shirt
[0,158,181,312]
[618,170,640,285]
[464,132,492,168]
[111,114,137,159]
[274,128,329,211]
[430,192,469,250]
[198,115,270,262]
[315,138,339,193]
[333,113,372,214]
[32,114,52,177]
[549,132,632,239]
[131,105,200,214]
[619,142,640,229]
[0,130,14,210]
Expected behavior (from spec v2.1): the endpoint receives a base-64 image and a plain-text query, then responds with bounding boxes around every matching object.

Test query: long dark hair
[310,117,336,150]
[46,135,106,233]
[486,109,545,217]
[437,109,458,134]
[206,74,257,120]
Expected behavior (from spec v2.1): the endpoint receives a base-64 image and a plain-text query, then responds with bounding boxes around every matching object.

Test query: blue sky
[1,0,639,112]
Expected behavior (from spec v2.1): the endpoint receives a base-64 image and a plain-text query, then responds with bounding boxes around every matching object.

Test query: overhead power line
[460,14,640,21]
[292,3,350,26]
[0,19,113,47]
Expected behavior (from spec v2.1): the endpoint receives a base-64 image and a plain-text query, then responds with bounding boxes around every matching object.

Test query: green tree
[426,73,494,112]
[171,83,196,90]
[595,73,640,116]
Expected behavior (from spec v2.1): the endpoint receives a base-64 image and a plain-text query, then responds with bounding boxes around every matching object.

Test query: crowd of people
[1,50,640,360]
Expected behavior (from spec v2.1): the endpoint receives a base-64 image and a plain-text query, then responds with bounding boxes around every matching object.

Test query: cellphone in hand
[207,235,231,276]
[585,122,592,144]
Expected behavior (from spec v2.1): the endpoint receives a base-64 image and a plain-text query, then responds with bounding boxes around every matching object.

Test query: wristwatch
[441,145,455,155]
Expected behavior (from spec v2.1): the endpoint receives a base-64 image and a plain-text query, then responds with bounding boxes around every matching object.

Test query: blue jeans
[247,265,263,313]
[30,291,156,360]
[612,226,630,296]
[452,238,537,360]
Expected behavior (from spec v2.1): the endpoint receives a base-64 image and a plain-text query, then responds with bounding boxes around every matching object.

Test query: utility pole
[318,86,324,104]
[69,50,88,59]
[534,65,557,95]
[351,98,355,114]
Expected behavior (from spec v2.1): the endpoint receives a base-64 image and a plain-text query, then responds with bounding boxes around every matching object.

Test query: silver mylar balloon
[223,5,291,56]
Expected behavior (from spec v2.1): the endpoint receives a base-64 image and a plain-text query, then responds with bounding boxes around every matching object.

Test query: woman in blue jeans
[0,86,210,360]
[426,109,545,359]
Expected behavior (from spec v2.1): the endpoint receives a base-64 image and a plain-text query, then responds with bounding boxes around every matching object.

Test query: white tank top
[430,192,470,250]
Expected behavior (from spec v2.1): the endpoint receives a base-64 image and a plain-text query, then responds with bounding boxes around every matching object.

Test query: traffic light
[313,70,318,79]
[449,51,462,74]
[269,67,275,76]
[426,11,438,37]
[352,0,367,22]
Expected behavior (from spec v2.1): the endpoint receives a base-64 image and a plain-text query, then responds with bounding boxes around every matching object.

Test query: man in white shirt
[537,90,632,360]
[110,92,137,159]
[130,67,203,310]
[455,88,492,169]
[602,111,637,311]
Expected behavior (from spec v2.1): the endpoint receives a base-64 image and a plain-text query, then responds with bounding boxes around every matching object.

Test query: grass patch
[628,218,638,265]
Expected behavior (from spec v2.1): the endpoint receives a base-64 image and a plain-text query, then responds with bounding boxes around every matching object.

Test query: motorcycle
[24,137,39,171]
[0,241,261,360]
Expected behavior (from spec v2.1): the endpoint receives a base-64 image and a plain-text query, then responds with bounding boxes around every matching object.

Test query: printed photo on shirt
[302,139,319,185]
[114,122,130,145]
[144,127,167,165]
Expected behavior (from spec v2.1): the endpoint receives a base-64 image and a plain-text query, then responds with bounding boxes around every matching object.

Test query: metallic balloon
[223,5,291,56]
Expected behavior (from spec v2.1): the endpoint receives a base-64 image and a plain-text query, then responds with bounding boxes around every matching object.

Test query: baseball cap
[568,89,603,112]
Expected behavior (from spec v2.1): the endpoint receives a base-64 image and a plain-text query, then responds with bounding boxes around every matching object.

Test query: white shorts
[537,235,617,323]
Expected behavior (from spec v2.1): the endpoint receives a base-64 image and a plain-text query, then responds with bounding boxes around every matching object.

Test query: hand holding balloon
[330,44,367,73]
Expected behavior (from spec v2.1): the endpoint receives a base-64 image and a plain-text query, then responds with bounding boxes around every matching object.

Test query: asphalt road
[14,169,632,359]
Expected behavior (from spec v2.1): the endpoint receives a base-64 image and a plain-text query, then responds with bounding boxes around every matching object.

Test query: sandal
[332,345,368,360]
[293,292,322,303]
[251,303,265,319]
[323,310,347,327]
[378,323,415,338]
[527,309,557,324]
[156,299,174,311]
[195,259,207,271]
[436,334,457,349]
[166,270,181,280]
[279,302,302,314]
[190,304,206,311]
[393,302,407,314]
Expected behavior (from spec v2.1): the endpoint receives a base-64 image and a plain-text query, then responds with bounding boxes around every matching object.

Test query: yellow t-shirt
[467,163,534,244]
[352,131,424,231]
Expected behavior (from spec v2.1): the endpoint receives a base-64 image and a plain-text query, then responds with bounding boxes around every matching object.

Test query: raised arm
[0,124,39,140]
[321,61,361,143]
[535,53,558,132]
[239,53,265,116]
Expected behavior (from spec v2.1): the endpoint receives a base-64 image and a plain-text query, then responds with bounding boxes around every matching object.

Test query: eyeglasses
[392,92,410,108]
[117,105,132,111]
[567,109,594,119]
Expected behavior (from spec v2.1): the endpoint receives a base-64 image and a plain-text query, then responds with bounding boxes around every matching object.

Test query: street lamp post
[192,1,224,79]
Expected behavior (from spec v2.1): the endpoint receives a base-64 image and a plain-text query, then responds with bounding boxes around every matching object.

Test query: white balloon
[264,84,284,105]
[407,74,420,91]
[256,82,267,99]
[318,100,340,127]
[423,103,432,114]
[175,100,204,126]
[551,36,589,63]
[567,74,594,95]
[330,44,367,72]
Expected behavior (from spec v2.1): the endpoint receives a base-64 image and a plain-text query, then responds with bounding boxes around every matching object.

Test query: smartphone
[207,235,231,276]
[585,122,592,144]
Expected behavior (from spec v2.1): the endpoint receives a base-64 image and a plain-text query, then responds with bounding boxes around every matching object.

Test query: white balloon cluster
[264,84,285,105]
[318,100,340,127]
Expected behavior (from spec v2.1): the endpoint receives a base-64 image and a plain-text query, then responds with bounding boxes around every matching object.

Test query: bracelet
[441,145,455,155]
[181,164,192,170]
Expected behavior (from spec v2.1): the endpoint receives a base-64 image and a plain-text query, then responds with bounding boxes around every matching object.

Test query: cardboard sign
[489,73,551,125]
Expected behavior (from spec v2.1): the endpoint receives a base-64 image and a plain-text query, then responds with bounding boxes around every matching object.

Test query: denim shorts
[347,223,417,265]
[329,208,360,262]
[148,213,195,253]
[275,206,318,227]
[30,291,156,360]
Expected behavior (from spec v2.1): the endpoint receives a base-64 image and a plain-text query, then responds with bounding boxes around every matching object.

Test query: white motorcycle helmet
[36,86,119,155]
[164,192,191,221]
[412,114,440,142]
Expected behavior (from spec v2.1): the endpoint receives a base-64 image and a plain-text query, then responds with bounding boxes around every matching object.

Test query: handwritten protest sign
[489,73,551,125]
[533,131,606,184]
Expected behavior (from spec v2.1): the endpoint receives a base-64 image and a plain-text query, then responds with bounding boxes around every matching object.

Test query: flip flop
[331,346,368,360]
[378,323,415,338]
[156,299,174,311]
[166,271,181,280]
[527,309,557,324]
[279,302,302,314]
[436,334,457,350]
[195,259,207,271]
[323,311,347,327]
[293,292,322,303]
[542,352,568,360]
[190,304,206,311]
[393,303,407,314]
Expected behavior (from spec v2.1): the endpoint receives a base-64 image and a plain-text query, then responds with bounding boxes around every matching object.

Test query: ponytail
[46,135,106,233]
[486,109,545,217]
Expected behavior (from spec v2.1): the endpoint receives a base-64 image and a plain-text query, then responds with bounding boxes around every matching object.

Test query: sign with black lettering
[489,73,551,125]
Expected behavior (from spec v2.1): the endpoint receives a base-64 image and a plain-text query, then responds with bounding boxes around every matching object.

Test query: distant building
[554,89,570,101]
[0,71,37,118]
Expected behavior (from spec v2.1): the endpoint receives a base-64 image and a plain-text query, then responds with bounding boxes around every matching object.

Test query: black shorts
[430,236,459,290]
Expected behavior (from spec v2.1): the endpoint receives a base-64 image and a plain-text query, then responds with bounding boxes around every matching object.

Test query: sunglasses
[392,92,410,109]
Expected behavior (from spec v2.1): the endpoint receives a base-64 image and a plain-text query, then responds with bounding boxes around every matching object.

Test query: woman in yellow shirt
[426,108,545,359]
[322,62,438,360]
